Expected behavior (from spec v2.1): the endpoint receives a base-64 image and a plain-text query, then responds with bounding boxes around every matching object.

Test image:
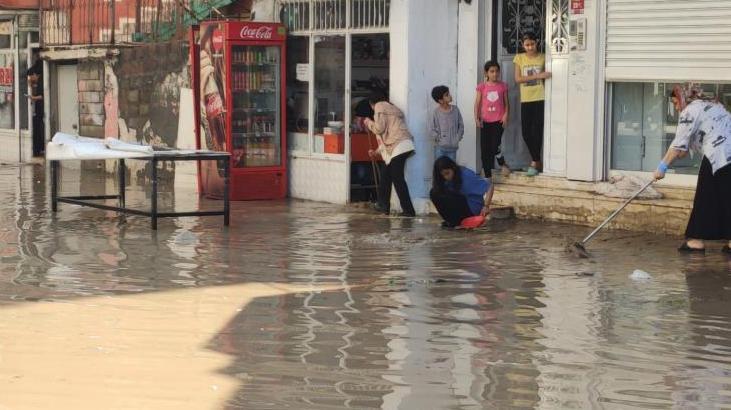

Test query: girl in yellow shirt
[513,32,551,176]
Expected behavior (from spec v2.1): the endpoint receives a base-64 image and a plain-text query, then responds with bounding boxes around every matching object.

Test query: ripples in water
[0,164,730,409]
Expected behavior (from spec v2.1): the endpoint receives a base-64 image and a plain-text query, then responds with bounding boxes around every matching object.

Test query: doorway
[55,63,78,135]
[494,0,547,171]
[349,33,389,203]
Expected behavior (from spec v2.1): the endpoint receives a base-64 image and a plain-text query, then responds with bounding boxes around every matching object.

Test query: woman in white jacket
[654,84,731,253]
[364,92,416,217]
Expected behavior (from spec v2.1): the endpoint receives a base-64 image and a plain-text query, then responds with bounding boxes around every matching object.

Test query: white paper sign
[0,21,13,35]
[296,64,309,82]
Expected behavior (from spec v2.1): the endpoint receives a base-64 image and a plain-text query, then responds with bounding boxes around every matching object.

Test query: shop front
[280,0,391,204]
[0,10,40,164]
[604,1,731,188]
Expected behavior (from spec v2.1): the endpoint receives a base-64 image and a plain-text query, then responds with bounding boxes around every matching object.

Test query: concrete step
[492,173,692,235]
[493,173,696,201]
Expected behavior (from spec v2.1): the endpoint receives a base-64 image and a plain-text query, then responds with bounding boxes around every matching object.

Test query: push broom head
[568,242,591,258]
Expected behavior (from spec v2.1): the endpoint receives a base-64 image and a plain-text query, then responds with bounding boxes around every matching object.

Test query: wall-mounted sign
[296,63,309,82]
[0,67,13,92]
[0,21,12,36]
[571,0,585,14]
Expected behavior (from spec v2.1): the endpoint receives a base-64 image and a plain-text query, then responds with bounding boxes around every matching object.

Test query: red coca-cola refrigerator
[192,21,287,200]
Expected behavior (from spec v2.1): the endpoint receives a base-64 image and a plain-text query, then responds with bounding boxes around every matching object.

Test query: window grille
[351,0,389,29]
[279,0,390,33]
[550,0,568,54]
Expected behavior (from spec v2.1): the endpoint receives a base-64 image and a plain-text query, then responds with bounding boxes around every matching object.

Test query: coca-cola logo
[212,29,224,52]
[240,26,273,40]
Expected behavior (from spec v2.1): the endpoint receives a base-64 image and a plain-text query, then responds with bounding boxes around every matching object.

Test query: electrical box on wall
[569,18,587,51]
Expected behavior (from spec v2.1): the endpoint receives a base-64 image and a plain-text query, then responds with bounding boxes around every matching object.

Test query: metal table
[50,150,230,230]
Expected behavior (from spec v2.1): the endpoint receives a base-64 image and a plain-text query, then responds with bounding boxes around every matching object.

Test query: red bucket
[460,215,486,229]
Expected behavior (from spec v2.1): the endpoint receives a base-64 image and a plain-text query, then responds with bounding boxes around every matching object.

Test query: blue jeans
[435,146,457,162]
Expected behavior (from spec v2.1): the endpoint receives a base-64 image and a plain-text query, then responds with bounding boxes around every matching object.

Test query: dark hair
[431,85,449,103]
[522,32,538,42]
[368,91,388,105]
[26,63,41,77]
[483,60,500,73]
[432,156,462,194]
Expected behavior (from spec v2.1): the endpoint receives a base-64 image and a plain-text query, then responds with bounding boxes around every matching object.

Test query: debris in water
[630,269,652,281]
[575,272,595,277]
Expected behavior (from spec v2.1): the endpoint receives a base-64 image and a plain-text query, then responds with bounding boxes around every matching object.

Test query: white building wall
[251,0,277,22]
[565,0,606,181]
[0,131,32,163]
[455,0,487,172]
[288,156,348,204]
[390,0,459,213]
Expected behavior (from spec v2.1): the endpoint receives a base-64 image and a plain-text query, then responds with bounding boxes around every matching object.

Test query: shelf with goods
[231,133,280,168]
[232,108,277,114]
[231,113,279,168]
[233,89,277,94]
[230,48,279,66]
[230,67,277,92]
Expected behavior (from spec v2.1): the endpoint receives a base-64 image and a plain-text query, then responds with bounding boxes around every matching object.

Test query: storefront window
[313,35,345,155]
[0,53,15,130]
[286,36,310,152]
[18,31,39,49]
[0,20,11,49]
[610,82,731,175]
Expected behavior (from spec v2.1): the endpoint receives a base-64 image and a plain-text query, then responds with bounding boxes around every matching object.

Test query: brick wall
[77,61,106,138]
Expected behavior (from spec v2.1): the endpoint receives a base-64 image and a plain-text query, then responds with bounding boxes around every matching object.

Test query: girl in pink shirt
[474,61,511,178]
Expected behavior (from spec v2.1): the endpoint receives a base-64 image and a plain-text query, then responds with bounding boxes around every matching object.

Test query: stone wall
[113,41,190,148]
[78,61,106,138]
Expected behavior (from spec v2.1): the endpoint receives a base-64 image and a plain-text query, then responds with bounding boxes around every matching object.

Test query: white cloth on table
[46,133,154,161]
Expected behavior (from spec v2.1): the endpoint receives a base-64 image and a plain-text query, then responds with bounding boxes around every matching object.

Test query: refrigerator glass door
[230,45,281,167]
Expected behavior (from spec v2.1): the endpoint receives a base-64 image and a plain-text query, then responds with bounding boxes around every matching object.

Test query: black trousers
[521,101,544,163]
[379,151,416,215]
[430,188,474,227]
[685,157,731,240]
[32,114,45,157]
[480,121,506,178]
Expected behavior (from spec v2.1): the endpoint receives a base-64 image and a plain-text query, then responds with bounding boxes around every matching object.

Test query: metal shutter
[605,0,731,82]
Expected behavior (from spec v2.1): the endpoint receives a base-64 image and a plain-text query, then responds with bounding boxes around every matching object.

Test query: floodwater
[1,163,731,409]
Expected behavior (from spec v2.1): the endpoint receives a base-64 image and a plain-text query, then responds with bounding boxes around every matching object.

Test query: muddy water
[1,164,730,409]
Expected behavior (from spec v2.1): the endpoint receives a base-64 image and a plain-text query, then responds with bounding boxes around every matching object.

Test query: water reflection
[0,164,730,408]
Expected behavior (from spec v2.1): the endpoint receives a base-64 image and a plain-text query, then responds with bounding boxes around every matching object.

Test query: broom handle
[367,129,380,186]
[580,179,655,245]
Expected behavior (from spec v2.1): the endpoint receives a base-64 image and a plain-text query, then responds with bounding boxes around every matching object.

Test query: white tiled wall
[288,155,348,204]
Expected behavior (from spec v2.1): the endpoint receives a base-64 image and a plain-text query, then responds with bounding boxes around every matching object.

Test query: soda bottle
[201,53,226,152]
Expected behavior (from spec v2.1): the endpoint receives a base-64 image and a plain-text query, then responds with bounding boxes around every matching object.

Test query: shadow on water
[1,164,730,408]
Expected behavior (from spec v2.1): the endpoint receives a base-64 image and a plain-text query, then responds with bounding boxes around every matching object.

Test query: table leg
[118,159,126,209]
[51,160,58,212]
[151,158,158,230]
[223,159,230,226]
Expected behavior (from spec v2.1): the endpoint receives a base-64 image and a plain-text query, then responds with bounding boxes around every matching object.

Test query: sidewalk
[491,173,694,236]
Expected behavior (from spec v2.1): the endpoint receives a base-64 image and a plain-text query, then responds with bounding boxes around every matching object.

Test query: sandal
[526,167,539,177]
[371,202,389,215]
[501,165,511,177]
[678,241,705,253]
[722,245,731,255]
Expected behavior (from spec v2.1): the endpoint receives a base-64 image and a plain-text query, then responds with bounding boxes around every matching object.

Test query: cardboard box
[324,133,344,154]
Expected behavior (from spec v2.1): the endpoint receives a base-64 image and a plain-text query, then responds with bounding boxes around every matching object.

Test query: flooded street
[1,164,731,409]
